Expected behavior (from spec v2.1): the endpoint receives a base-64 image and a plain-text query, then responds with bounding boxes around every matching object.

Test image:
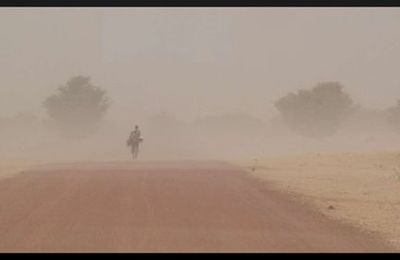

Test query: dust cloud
[1,8,400,164]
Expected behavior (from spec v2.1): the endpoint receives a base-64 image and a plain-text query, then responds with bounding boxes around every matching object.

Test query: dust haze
[1,8,400,164]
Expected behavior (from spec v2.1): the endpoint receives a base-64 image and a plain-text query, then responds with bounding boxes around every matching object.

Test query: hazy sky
[1,8,400,122]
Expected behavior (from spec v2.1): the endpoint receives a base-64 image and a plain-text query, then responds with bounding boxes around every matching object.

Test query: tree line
[41,76,400,139]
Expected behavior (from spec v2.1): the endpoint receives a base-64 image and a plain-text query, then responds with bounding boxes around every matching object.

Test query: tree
[43,76,110,138]
[274,82,354,139]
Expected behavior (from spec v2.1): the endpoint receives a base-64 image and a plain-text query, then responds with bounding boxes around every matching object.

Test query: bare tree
[43,76,110,138]
[274,82,354,139]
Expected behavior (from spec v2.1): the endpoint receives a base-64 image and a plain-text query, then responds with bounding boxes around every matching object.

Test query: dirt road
[0,161,393,252]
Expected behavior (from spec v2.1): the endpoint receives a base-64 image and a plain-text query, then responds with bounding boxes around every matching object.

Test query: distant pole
[252,158,257,172]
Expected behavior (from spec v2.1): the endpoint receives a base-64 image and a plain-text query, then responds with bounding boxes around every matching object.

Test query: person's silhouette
[127,125,143,160]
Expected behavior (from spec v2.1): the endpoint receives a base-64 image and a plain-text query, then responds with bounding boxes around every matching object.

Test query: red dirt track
[0,161,393,252]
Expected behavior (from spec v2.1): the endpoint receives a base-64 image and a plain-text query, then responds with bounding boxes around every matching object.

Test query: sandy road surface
[0,161,393,252]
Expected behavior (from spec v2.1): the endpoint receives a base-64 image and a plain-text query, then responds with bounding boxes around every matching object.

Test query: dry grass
[236,151,400,249]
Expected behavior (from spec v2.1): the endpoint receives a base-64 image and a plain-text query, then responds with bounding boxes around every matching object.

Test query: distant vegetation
[274,82,355,139]
[386,100,400,134]
[43,76,110,139]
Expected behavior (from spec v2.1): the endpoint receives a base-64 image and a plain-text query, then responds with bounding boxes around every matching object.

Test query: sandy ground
[237,151,400,250]
[0,160,392,252]
[0,160,36,180]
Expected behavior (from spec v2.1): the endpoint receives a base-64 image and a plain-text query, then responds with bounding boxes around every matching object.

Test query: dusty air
[0,8,399,253]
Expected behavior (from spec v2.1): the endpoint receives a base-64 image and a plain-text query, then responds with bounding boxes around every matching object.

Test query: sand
[237,150,400,249]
